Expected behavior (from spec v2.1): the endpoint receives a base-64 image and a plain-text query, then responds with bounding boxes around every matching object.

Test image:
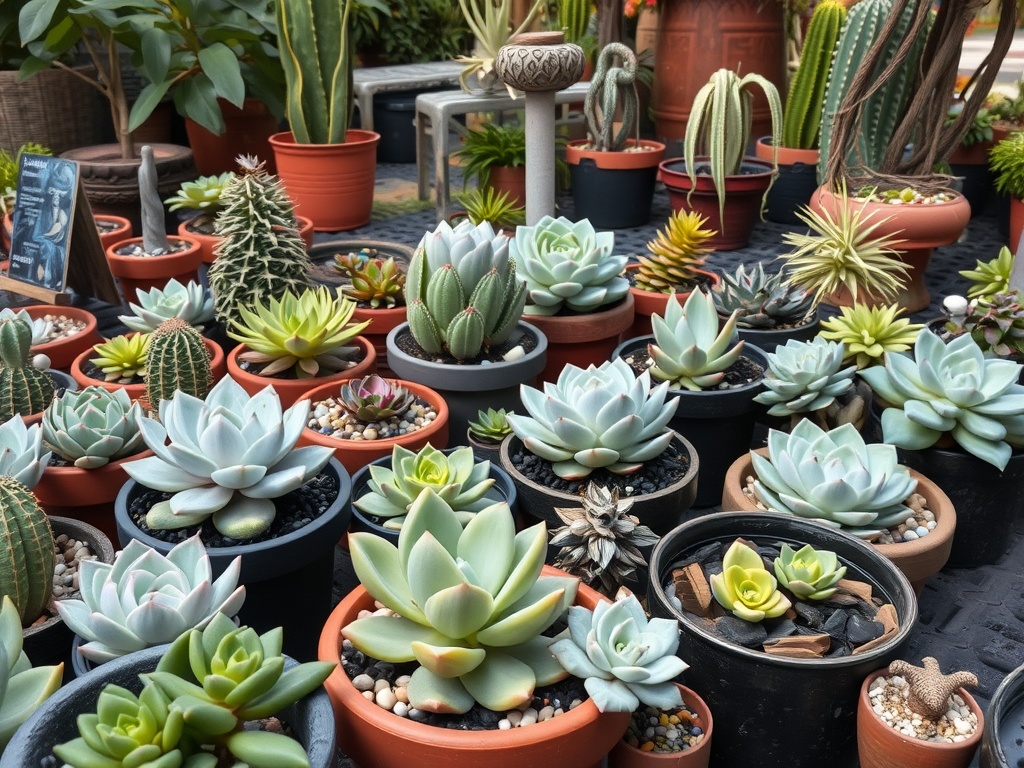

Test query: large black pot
[114,457,352,662]
[614,336,768,507]
[729,308,821,356]
[981,660,1024,768]
[0,644,336,768]
[648,512,917,768]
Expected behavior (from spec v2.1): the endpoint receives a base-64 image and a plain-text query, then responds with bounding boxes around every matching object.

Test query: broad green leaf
[19,0,61,43]
[140,26,171,85]
[224,730,310,768]
[198,42,245,107]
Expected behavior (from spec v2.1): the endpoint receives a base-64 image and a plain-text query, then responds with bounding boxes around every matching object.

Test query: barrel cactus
[0,318,54,423]
[145,318,214,407]
[0,475,55,626]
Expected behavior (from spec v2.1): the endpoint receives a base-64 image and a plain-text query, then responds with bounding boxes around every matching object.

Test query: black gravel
[80,358,144,385]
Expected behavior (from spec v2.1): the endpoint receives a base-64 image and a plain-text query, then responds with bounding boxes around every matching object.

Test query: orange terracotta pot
[94,215,132,252]
[318,566,631,768]
[487,165,527,208]
[622,264,721,341]
[1,211,11,253]
[105,236,203,305]
[269,130,379,231]
[226,335,376,408]
[721,449,956,592]
[297,377,449,476]
[1010,197,1024,254]
[857,670,982,768]
[608,684,714,768]
[185,98,280,175]
[21,305,102,371]
[179,214,313,264]
[524,293,635,384]
[35,450,154,543]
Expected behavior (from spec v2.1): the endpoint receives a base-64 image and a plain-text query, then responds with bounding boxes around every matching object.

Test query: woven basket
[0,66,112,155]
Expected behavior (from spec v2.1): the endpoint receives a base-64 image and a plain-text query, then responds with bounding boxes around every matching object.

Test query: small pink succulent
[337,374,415,422]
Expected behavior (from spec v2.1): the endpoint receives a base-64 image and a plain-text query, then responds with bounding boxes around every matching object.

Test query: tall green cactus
[0,319,54,423]
[558,0,590,44]
[145,318,214,408]
[585,43,639,152]
[0,476,55,626]
[782,0,847,150]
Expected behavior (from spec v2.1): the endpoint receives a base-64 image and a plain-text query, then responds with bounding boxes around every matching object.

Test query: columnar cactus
[0,319,54,423]
[145,318,214,407]
[0,476,55,626]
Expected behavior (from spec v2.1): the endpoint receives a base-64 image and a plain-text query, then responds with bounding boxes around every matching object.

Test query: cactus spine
[145,318,214,408]
[781,0,847,150]
[585,43,639,152]
[0,476,55,626]
[0,319,54,423]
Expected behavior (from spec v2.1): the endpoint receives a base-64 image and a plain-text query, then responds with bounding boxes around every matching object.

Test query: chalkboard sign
[7,154,77,291]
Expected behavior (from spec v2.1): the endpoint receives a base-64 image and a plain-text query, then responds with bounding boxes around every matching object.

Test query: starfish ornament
[888,657,978,720]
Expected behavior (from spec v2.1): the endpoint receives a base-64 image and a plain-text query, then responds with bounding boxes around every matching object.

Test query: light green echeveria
[0,415,51,489]
[751,420,918,539]
[859,328,1024,471]
[506,358,678,479]
[42,386,145,469]
[0,595,63,753]
[343,489,578,714]
[123,376,335,539]
[773,543,846,601]
[648,288,745,391]
[709,541,792,622]
[119,278,216,334]
[353,444,499,529]
[754,337,856,417]
[548,591,687,713]
[511,215,629,316]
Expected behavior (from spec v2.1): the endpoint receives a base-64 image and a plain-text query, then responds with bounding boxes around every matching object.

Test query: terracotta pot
[623,264,721,341]
[487,164,527,208]
[70,335,226,402]
[524,293,635,384]
[179,213,314,264]
[105,235,203,305]
[93,214,132,252]
[298,377,450,476]
[185,98,280,175]
[808,186,972,313]
[21,305,102,371]
[567,140,666,229]
[659,157,775,251]
[226,335,376,408]
[269,130,380,231]
[608,684,714,768]
[720,449,956,591]
[1010,197,1024,254]
[857,669,982,768]
[318,566,632,768]
[2,211,12,253]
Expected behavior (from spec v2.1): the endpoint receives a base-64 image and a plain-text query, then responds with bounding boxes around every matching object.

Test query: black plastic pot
[466,428,503,464]
[114,457,352,662]
[0,644,336,768]
[569,161,659,229]
[950,161,993,218]
[980,660,1024,768]
[764,161,818,224]
[723,307,821,356]
[647,512,917,768]
[614,336,768,508]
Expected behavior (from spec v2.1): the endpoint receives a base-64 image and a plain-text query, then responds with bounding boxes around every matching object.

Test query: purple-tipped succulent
[337,374,415,422]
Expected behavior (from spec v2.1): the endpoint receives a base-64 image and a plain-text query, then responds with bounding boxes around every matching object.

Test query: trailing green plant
[118,278,216,334]
[819,303,923,369]
[633,211,715,293]
[353,444,498,529]
[0,594,63,753]
[123,375,335,539]
[753,337,859,428]
[683,67,783,224]
[773,543,846,601]
[0,416,51,489]
[710,540,791,622]
[506,358,678,479]
[89,334,150,383]
[343,489,577,713]
[0,474,55,626]
[960,246,1013,299]
[454,123,526,189]
[647,289,745,392]
[42,386,144,469]
[467,407,513,443]
[228,286,370,379]
[942,291,1024,359]
[144,318,215,407]
[208,156,312,329]
[336,375,416,422]
[781,0,847,150]
[991,131,1024,200]
[0,142,51,215]
[455,187,525,229]
[454,0,544,92]
[405,220,527,361]
[334,252,407,309]
[0,318,54,423]
[860,328,1024,470]
[512,216,629,315]
[712,262,814,329]
[584,43,640,152]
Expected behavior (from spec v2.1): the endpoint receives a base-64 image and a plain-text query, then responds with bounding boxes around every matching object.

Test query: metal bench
[415,81,591,220]
[352,62,464,131]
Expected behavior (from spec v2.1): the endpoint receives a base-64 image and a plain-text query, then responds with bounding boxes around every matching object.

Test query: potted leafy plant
[566,42,666,229]
[990,131,1024,253]
[454,122,528,207]
[658,67,783,251]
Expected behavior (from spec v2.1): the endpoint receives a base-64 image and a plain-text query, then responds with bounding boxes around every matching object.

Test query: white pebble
[373,678,391,693]
[903,530,919,541]
[954,718,972,735]
[352,674,375,692]
[506,710,522,727]
[375,688,398,710]
[915,526,929,537]
[498,719,512,730]
[392,701,409,718]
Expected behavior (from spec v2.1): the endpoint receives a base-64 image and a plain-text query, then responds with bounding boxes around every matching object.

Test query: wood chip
[852,605,899,655]
[763,633,830,658]
[673,563,713,616]
[835,578,874,603]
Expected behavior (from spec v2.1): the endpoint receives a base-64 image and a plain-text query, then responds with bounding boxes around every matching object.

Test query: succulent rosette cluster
[710,540,792,622]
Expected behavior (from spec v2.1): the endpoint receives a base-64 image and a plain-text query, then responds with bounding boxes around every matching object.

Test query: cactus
[585,43,639,152]
[0,319,54,423]
[0,476,55,626]
[558,0,590,44]
[145,318,214,408]
[781,0,847,150]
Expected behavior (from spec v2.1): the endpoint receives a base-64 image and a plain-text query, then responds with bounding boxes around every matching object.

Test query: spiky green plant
[960,247,1013,299]
[584,43,640,152]
[455,187,525,229]
[0,318,54,423]
[335,252,407,309]
[208,156,312,329]
[145,318,214,407]
[454,123,526,189]
[819,303,924,368]
[0,475,55,626]
[89,334,150,383]
[634,211,715,293]
[454,0,543,92]
[991,131,1024,200]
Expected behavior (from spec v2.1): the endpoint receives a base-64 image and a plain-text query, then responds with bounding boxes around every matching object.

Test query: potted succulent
[454,123,528,208]
[2,305,101,372]
[270,0,382,230]
[566,43,666,229]
[69,334,150,402]
[499,357,698,536]
[453,187,526,235]
[939,291,1024,365]
[114,375,352,660]
[466,406,513,462]
[117,278,216,335]
[0,317,56,426]
[384,219,546,441]
[658,68,783,251]
[981,659,1024,767]
[819,303,924,370]
[512,216,635,382]
[860,328,1024,567]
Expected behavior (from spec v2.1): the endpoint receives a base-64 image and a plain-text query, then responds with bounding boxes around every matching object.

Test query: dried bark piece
[888,657,978,720]
[673,563,713,616]
[763,633,830,658]
[835,578,874,603]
